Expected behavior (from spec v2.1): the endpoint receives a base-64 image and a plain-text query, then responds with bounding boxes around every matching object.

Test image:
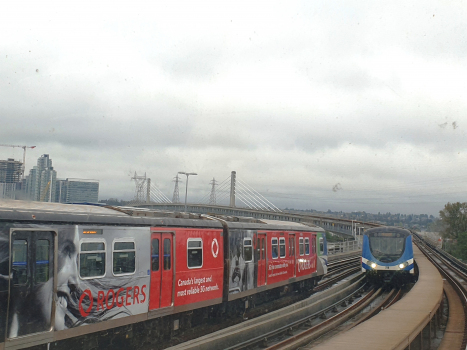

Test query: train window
[12,240,28,285]
[319,237,324,253]
[80,241,106,278]
[187,239,203,268]
[163,238,171,270]
[312,238,316,254]
[35,239,50,283]
[279,238,286,258]
[305,238,310,255]
[244,239,253,262]
[299,237,304,256]
[113,241,136,275]
[151,238,159,271]
[271,238,278,259]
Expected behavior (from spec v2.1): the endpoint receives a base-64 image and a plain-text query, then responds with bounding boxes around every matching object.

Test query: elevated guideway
[311,245,443,350]
[134,203,373,238]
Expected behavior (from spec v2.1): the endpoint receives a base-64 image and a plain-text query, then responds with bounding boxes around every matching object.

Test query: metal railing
[328,240,360,255]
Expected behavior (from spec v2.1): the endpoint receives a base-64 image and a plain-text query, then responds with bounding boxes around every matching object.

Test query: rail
[327,240,360,255]
[310,233,443,350]
[415,237,467,349]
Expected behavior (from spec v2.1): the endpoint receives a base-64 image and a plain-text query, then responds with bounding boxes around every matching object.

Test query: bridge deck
[311,245,443,350]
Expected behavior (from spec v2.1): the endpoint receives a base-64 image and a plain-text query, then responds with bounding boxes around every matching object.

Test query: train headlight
[399,263,405,269]
[371,263,377,269]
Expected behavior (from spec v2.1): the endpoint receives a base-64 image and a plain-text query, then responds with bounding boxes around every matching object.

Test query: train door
[7,230,55,339]
[257,234,266,286]
[150,232,174,310]
[288,234,296,277]
[312,235,317,257]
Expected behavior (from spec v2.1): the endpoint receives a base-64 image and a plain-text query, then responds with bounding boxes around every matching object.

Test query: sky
[1,1,467,216]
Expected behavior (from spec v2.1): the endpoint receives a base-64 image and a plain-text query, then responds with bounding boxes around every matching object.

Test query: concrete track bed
[167,273,365,350]
[312,245,443,350]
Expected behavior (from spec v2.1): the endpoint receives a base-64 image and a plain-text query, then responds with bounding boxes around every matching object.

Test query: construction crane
[40,181,51,202]
[0,144,36,180]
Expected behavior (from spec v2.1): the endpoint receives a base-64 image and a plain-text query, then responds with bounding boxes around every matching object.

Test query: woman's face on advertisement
[55,230,80,330]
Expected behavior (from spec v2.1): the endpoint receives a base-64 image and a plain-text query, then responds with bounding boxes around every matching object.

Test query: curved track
[167,256,364,350]
[311,244,443,350]
[415,236,467,349]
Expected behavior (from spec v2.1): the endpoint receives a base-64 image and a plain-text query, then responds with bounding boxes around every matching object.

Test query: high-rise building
[0,183,18,199]
[24,154,57,201]
[55,178,99,203]
[17,154,100,203]
[0,158,22,183]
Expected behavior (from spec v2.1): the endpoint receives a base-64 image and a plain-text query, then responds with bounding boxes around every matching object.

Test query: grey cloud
[158,45,225,80]
[2,0,467,218]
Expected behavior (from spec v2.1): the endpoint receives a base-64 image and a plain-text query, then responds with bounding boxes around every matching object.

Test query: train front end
[361,227,414,284]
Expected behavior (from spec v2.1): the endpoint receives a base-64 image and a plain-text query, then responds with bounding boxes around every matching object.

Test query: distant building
[0,158,23,199]
[0,183,18,199]
[0,158,22,183]
[5,154,100,203]
[24,154,57,201]
[55,178,99,203]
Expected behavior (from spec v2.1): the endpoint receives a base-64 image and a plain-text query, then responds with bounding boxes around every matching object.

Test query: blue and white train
[361,227,414,282]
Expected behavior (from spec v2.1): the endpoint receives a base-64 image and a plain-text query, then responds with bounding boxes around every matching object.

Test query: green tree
[439,202,467,239]
[451,232,467,261]
[427,219,447,233]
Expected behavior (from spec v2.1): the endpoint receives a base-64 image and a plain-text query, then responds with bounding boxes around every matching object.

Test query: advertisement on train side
[229,229,256,294]
[5,225,150,338]
[168,228,224,306]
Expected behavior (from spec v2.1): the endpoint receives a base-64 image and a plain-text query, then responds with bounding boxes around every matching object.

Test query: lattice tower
[131,172,148,203]
[209,178,218,205]
[172,175,182,203]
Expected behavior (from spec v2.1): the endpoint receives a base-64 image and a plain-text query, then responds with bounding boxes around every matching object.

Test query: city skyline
[0,150,448,218]
[0,153,99,204]
[2,1,467,216]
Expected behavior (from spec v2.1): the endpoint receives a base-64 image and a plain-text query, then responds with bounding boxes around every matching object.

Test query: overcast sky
[1,1,467,216]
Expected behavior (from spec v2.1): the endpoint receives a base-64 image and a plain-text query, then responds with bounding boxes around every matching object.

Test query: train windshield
[368,232,406,263]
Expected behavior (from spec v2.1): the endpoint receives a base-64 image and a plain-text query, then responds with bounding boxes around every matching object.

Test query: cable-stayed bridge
[130,172,171,205]
[129,170,372,237]
[197,171,281,212]
[131,171,281,212]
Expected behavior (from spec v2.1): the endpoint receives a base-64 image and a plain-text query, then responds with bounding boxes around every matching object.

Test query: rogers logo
[211,238,219,258]
[79,285,147,317]
[297,259,313,272]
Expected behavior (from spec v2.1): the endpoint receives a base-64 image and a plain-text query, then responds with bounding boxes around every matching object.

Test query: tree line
[438,202,467,260]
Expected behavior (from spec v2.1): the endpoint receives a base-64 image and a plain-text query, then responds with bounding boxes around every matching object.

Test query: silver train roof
[0,200,324,232]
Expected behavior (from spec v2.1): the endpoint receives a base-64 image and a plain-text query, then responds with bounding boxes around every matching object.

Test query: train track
[167,256,364,350]
[243,256,361,320]
[229,284,376,350]
[414,236,467,349]
[327,255,360,275]
[249,288,404,350]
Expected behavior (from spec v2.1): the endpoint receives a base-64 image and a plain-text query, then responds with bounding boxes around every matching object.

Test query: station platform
[312,245,443,350]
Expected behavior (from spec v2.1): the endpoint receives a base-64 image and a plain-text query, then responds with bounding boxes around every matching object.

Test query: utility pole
[172,175,182,203]
[209,178,218,205]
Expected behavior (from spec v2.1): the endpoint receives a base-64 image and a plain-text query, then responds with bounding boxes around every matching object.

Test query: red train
[0,201,328,350]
